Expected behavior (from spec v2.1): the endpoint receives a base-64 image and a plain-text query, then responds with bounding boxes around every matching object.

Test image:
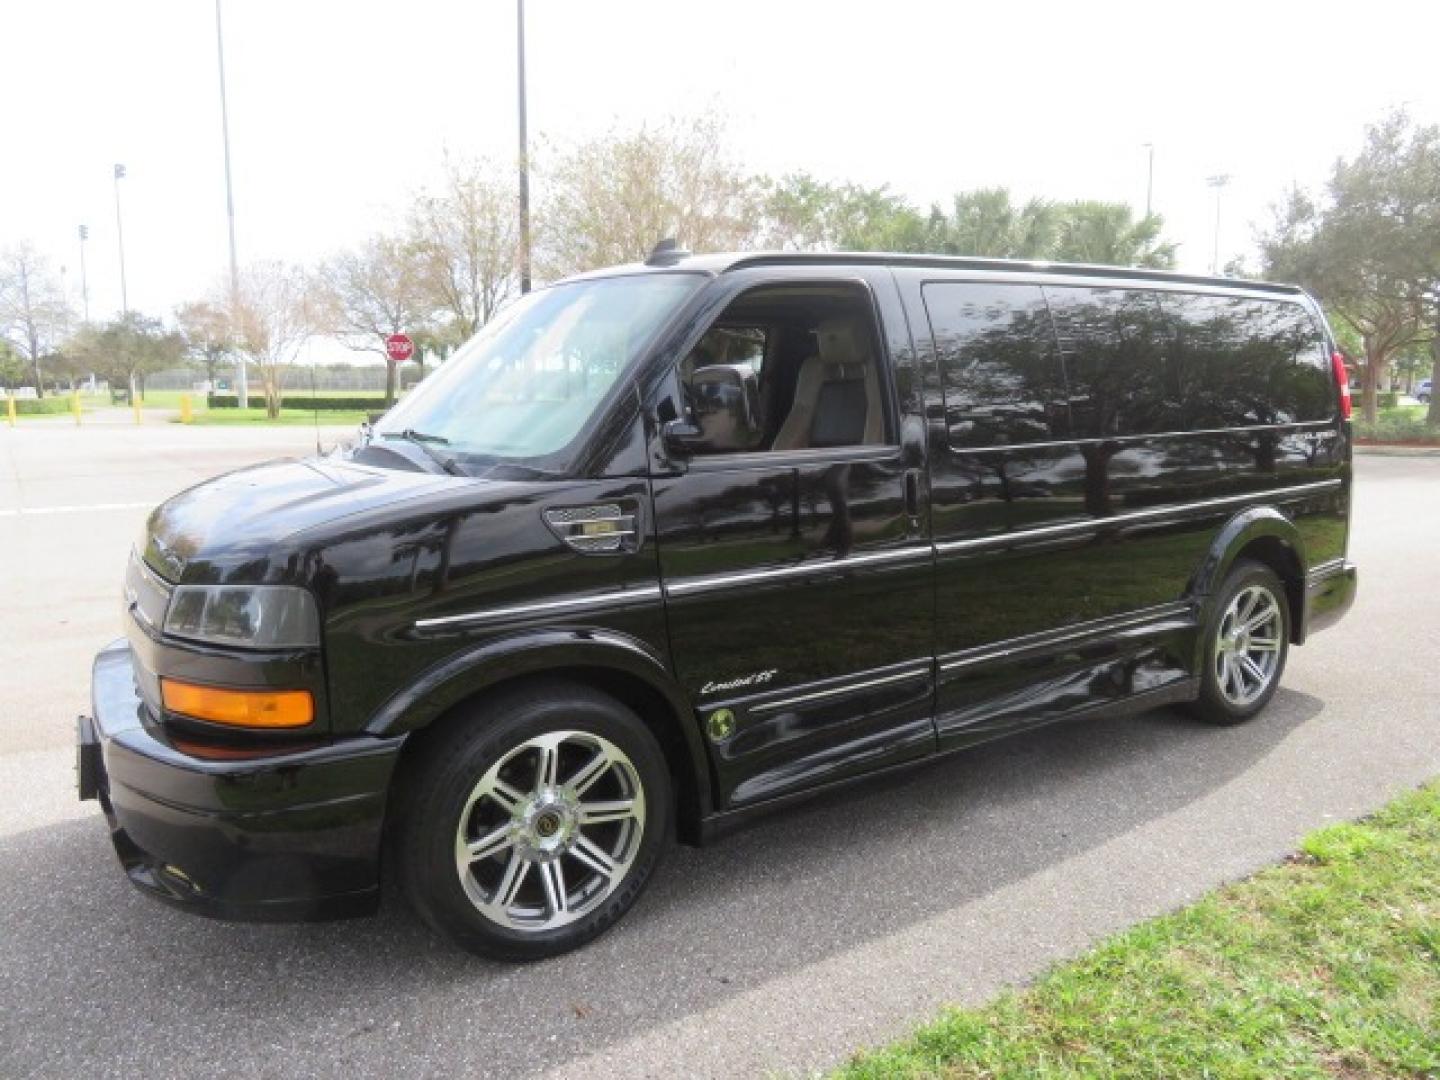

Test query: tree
[409,155,518,343]
[1392,338,1432,393]
[762,173,935,252]
[762,180,1176,267]
[0,242,73,397]
[321,234,431,407]
[1429,328,1440,429]
[939,188,1059,259]
[1051,201,1177,269]
[0,339,26,389]
[232,262,319,419]
[43,346,91,391]
[407,325,453,380]
[1260,111,1440,424]
[540,117,761,275]
[174,300,232,390]
[66,314,185,398]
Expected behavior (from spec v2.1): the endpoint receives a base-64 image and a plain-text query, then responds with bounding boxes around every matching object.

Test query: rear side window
[1042,286,1174,439]
[1161,293,1335,426]
[923,282,1069,447]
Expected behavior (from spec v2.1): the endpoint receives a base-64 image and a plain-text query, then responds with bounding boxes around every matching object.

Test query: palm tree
[943,189,1059,259]
[1054,202,1177,268]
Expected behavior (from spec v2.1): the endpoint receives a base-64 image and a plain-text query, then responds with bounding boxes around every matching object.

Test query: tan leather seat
[772,319,882,450]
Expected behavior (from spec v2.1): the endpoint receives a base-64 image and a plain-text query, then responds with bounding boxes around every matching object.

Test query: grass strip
[837,781,1440,1079]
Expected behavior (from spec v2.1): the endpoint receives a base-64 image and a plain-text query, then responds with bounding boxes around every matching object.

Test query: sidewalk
[1355,443,1440,457]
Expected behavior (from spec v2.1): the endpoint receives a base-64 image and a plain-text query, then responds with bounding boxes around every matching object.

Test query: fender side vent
[543,502,641,555]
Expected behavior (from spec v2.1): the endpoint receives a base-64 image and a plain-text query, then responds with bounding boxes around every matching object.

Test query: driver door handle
[904,468,921,527]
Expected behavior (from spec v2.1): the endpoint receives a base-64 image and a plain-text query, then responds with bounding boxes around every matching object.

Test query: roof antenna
[646,237,690,266]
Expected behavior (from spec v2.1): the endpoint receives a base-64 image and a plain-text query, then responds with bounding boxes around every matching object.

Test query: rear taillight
[1332,351,1352,420]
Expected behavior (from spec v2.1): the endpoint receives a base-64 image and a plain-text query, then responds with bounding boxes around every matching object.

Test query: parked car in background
[1418,378,1432,404]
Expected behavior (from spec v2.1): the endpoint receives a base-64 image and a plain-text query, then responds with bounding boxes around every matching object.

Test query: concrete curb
[1355,444,1440,458]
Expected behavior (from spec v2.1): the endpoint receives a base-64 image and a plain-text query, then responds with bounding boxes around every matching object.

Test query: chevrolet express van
[80,249,1358,959]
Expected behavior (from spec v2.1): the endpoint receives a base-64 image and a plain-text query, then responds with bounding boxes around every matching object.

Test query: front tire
[397,682,671,961]
[1189,560,1290,726]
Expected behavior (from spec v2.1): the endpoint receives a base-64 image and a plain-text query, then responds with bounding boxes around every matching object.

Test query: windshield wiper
[381,429,465,477]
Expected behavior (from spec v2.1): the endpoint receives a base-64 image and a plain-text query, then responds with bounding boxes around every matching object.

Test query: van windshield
[373,273,701,472]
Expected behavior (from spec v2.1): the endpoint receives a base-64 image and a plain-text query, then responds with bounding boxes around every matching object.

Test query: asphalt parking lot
[2,424,1436,1079]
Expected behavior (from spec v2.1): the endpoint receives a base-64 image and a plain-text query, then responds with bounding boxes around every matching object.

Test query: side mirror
[683,364,762,454]
[661,417,704,456]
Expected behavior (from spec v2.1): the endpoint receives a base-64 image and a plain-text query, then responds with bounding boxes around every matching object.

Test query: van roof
[566,250,1307,296]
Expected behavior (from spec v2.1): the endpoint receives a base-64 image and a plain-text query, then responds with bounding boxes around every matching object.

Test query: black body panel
[83,253,1357,925]
[647,266,935,809]
[87,640,401,920]
[892,267,1350,748]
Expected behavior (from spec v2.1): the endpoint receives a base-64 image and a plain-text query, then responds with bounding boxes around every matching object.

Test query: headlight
[163,585,320,649]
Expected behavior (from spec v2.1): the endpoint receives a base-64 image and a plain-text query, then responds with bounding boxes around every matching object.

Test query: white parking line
[0,501,155,518]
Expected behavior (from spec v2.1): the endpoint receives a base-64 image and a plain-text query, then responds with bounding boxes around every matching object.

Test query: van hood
[140,457,457,584]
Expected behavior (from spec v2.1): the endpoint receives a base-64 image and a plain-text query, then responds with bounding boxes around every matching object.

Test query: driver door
[648,269,935,810]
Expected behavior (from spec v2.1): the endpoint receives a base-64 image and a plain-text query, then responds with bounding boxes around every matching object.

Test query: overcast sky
[4,0,1439,331]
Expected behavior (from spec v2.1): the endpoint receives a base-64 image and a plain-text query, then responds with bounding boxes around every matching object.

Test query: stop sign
[385,333,415,364]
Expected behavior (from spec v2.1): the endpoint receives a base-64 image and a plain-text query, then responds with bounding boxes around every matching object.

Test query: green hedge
[1355,408,1440,443]
[10,396,72,415]
[207,394,388,411]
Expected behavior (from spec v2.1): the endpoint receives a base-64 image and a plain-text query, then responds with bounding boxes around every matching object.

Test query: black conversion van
[81,250,1358,959]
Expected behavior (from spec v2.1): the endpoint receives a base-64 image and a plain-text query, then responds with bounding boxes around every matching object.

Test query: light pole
[77,224,90,322]
[1142,143,1155,218]
[1206,173,1231,275]
[215,0,247,407]
[113,163,129,313]
[516,0,532,295]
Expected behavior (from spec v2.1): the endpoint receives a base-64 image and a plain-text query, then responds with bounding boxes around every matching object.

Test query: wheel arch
[369,629,712,844]
[1190,506,1308,644]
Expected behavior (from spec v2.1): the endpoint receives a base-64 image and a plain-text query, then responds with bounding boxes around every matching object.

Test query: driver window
[677,285,888,455]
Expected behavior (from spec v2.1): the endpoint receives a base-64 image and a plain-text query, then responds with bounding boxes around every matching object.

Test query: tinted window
[1042,286,1173,439]
[923,282,1068,447]
[677,286,888,455]
[1161,293,1335,426]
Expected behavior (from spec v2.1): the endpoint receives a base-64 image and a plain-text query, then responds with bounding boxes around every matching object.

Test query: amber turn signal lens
[160,679,314,729]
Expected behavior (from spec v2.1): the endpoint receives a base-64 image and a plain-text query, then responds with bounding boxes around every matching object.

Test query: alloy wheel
[453,730,645,932]
[1214,584,1283,707]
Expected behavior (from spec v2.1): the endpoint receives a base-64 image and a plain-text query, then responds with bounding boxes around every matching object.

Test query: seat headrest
[816,319,866,374]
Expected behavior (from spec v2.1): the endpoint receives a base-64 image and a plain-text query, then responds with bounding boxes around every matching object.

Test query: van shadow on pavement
[0,692,1320,1077]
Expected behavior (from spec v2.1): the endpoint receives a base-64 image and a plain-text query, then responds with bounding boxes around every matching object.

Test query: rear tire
[1188,560,1290,726]
[396,682,671,961]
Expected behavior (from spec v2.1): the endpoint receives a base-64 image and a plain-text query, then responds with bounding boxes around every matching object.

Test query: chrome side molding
[665,545,931,598]
[938,601,1195,673]
[1305,557,1348,584]
[413,586,663,633]
[745,662,933,715]
[935,479,1343,557]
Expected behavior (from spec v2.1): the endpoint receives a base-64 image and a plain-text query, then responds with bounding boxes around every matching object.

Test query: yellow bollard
[5,394,14,427]
[72,390,82,425]
[133,397,142,425]
[179,393,193,424]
